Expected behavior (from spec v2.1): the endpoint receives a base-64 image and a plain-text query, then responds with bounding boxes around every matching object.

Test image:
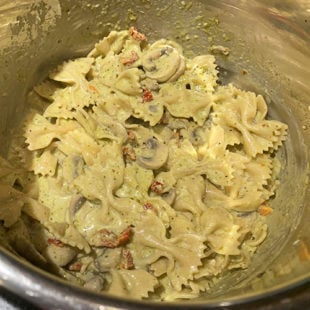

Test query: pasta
[0,28,288,300]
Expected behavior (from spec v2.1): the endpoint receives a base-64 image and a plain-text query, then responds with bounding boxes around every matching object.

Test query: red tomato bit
[118,226,133,246]
[120,50,139,65]
[120,248,134,270]
[129,26,147,41]
[68,262,83,272]
[150,180,164,194]
[90,226,133,248]
[47,238,65,247]
[143,202,154,210]
[122,146,136,161]
[142,89,154,103]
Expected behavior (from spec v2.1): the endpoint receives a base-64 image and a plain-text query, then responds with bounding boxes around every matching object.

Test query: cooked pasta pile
[0,28,287,300]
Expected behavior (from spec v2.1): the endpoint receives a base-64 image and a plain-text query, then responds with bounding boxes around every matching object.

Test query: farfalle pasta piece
[91,54,124,88]
[196,254,229,279]
[49,57,94,85]
[115,162,153,202]
[213,85,288,157]
[119,35,144,68]
[32,145,58,176]
[36,175,72,223]
[173,175,206,215]
[178,55,218,93]
[108,269,158,299]
[114,68,142,96]
[88,30,129,58]
[56,128,101,166]
[46,58,100,112]
[222,154,274,211]
[168,140,234,187]
[24,112,78,150]
[134,212,205,291]
[168,213,196,237]
[198,125,226,159]
[115,164,175,224]
[46,221,90,253]
[43,96,77,119]
[73,143,124,205]
[205,153,273,212]
[160,84,213,126]
[91,107,128,143]
[200,207,243,255]
[244,154,273,189]
[46,83,99,112]
[94,90,134,123]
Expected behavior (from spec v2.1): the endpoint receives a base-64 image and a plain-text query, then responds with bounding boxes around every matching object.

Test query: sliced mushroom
[67,194,86,224]
[168,55,186,82]
[44,243,77,267]
[136,137,169,170]
[189,126,205,146]
[142,39,185,83]
[84,275,104,291]
[161,188,176,205]
[95,248,122,271]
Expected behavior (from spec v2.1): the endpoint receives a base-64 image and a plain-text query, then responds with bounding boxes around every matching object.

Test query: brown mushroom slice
[136,137,169,170]
[67,194,86,224]
[161,188,176,205]
[142,40,185,83]
[44,243,77,267]
[95,248,122,271]
[84,275,104,292]
[168,55,186,82]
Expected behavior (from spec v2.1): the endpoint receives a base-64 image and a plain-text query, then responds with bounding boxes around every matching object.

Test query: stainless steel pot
[0,1,309,309]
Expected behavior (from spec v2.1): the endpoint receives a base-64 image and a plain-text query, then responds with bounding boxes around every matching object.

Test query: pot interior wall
[0,0,309,307]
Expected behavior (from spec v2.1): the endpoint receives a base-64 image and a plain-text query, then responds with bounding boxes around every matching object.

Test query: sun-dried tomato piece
[90,229,118,248]
[257,205,273,216]
[120,50,139,65]
[150,180,164,194]
[68,261,82,272]
[90,226,133,248]
[143,202,154,210]
[88,84,99,93]
[120,248,134,270]
[129,26,147,41]
[127,130,136,141]
[47,238,65,247]
[142,89,153,103]
[118,226,133,246]
[122,146,136,161]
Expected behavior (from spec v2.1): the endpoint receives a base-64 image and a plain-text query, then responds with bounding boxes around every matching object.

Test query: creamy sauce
[0,28,287,300]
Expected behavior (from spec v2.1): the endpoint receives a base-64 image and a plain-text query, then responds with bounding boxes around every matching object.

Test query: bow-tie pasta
[0,27,287,300]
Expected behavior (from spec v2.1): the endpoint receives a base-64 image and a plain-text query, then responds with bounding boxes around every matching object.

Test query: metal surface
[0,0,309,309]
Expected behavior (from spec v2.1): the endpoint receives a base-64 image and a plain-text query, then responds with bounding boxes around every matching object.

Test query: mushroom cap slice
[168,55,186,82]
[136,137,169,170]
[142,39,185,83]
